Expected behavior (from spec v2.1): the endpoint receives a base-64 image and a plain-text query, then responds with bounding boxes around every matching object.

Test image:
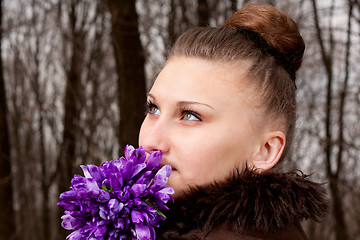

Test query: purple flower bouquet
[57,145,174,240]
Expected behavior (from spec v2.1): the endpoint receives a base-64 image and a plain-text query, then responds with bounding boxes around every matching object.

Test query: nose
[139,115,170,154]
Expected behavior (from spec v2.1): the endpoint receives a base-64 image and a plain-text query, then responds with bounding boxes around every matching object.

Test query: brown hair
[168,4,305,166]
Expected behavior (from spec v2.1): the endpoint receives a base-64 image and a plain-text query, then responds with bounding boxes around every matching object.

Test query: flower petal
[131,146,146,165]
[97,190,110,203]
[66,230,84,240]
[57,201,79,211]
[61,213,83,230]
[80,165,92,179]
[70,175,88,190]
[130,184,147,197]
[117,186,130,202]
[113,157,127,171]
[155,188,173,203]
[94,225,107,237]
[153,165,171,189]
[114,218,124,229]
[59,190,78,201]
[88,165,105,183]
[121,161,133,182]
[130,163,147,179]
[131,210,144,224]
[145,150,163,170]
[124,145,135,160]
[135,224,154,240]
[135,171,152,185]
[158,186,175,195]
[71,176,99,191]
[108,199,123,216]
[109,172,123,190]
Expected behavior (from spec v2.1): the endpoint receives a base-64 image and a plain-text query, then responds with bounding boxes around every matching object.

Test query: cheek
[183,126,250,174]
[176,131,240,178]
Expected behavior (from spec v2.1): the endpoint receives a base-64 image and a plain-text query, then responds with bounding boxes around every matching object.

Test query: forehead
[150,57,253,105]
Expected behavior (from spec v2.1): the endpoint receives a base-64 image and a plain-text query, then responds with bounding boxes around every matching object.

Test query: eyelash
[146,100,159,114]
[180,107,202,121]
[146,100,202,122]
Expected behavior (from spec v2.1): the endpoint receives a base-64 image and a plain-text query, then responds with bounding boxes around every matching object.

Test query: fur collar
[158,169,329,238]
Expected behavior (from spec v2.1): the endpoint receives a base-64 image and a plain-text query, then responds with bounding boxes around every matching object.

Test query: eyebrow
[177,101,214,110]
[147,93,214,110]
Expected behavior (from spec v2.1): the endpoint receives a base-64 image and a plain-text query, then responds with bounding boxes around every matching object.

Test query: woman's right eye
[147,102,160,115]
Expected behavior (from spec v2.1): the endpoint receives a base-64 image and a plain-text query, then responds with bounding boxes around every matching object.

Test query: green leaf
[101,185,113,193]
[144,200,167,219]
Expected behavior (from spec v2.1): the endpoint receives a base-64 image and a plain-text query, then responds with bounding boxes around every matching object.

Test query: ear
[251,131,286,171]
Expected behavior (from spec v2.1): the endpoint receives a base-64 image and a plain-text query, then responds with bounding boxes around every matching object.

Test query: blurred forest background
[0,0,359,239]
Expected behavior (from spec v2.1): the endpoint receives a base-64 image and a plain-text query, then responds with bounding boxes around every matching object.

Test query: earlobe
[252,131,286,171]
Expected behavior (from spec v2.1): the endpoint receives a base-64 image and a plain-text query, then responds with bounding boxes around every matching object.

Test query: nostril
[140,143,164,157]
[143,148,159,155]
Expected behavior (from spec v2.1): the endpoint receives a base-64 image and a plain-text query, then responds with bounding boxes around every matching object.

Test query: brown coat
[157,169,329,239]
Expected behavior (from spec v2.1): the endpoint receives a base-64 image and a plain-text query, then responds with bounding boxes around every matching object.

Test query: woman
[139,4,328,240]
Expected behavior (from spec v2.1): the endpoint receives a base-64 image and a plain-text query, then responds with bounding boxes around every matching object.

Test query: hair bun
[223,4,305,73]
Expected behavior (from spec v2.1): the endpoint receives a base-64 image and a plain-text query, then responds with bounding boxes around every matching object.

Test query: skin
[139,56,285,198]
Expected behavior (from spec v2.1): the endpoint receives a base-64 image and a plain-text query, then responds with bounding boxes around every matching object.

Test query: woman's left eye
[181,111,201,121]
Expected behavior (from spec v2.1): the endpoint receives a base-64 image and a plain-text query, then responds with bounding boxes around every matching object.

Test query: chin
[166,176,185,199]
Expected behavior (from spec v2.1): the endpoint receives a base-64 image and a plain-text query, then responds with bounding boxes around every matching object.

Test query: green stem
[144,200,167,219]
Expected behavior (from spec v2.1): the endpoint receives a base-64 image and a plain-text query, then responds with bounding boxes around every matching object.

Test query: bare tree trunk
[334,2,353,237]
[266,0,276,6]
[32,34,49,240]
[197,0,210,26]
[231,0,238,13]
[83,4,106,166]
[59,0,85,193]
[167,0,177,50]
[58,2,86,239]
[0,0,16,238]
[179,0,191,31]
[166,0,195,52]
[10,48,26,240]
[242,0,251,6]
[242,0,275,5]
[105,0,147,154]
[311,0,349,239]
[337,1,353,181]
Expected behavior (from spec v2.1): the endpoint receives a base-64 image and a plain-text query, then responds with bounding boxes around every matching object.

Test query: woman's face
[139,56,264,197]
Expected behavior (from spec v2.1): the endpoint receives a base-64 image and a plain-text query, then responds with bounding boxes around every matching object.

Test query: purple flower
[58,145,174,240]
